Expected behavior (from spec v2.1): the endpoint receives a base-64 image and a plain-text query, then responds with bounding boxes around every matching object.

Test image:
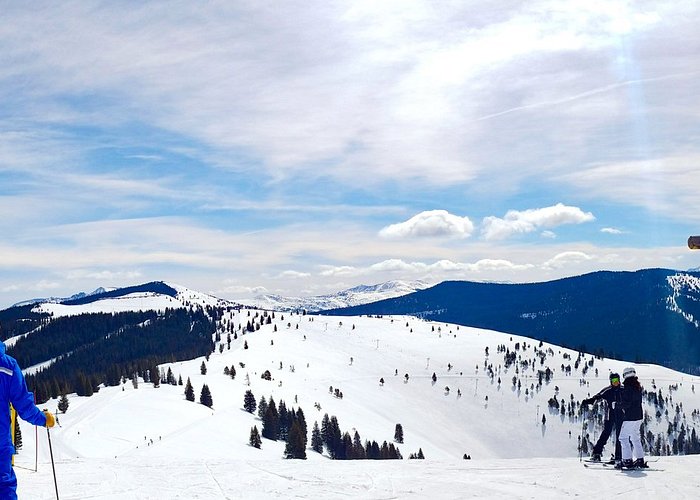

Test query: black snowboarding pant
[593,418,622,459]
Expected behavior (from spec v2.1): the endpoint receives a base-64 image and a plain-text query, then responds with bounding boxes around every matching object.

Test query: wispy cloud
[557,156,700,222]
[1,2,699,307]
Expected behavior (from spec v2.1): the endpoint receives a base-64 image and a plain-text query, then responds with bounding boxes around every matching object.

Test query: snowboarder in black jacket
[582,372,623,463]
[617,367,646,469]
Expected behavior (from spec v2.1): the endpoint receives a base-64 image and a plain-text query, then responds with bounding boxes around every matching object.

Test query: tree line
[21,308,216,403]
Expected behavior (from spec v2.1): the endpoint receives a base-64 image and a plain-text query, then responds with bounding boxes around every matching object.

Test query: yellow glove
[43,410,55,428]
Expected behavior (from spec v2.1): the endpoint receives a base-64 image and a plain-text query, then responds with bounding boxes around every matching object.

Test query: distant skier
[616,367,646,469]
[581,372,623,464]
[0,338,55,499]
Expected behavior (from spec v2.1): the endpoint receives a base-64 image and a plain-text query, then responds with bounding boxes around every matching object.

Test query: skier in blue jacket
[0,338,55,499]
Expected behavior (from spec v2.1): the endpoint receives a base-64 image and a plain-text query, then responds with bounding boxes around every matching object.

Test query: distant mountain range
[4,271,700,376]
[322,269,700,374]
[11,287,111,308]
[237,280,430,312]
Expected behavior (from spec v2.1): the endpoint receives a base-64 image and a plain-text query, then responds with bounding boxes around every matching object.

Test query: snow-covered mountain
[4,282,700,497]
[10,286,111,308]
[239,280,431,311]
[31,281,235,318]
[325,269,700,374]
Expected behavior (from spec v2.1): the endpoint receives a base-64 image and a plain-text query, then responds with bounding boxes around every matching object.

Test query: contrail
[477,70,700,121]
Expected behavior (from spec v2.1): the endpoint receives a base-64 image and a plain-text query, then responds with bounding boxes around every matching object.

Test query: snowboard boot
[604,455,616,465]
[589,452,602,462]
[633,458,648,469]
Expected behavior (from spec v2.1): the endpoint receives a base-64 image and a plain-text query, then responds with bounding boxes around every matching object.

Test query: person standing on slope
[581,372,623,464]
[616,367,646,469]
[0,337,55,499]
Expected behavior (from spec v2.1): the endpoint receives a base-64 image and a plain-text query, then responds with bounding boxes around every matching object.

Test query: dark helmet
[609,372,621,384]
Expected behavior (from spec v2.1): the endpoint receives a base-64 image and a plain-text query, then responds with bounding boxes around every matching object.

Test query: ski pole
[46,427,59,500]
[579,407,587,461]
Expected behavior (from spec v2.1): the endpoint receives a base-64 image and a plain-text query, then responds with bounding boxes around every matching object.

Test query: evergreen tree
[243,390,257,413]
[284,421,307,459]
[311,421,323,454]
[341,432,353,460]
[229,365,236,380]
[321,413,331,450]
[200,384,213,408]
[178,375,183,386]
[151,366,160,388]
[166,367,176,385]
[327,416,342,459]
[295,407,308,448]
[353,431,366,459]
[262,399,280,440]
[200,361,207,375]
[58,393,69,414]
[394,423,404,443]
[278,400,289,440]
[249,426,262,449]
[380,440,390,459]
[184,377,195,402]
[257,396,268,419]
[388,443,401,459]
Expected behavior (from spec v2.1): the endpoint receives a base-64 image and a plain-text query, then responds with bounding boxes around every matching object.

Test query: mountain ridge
[322,268,700,374]
[236,279,430,311]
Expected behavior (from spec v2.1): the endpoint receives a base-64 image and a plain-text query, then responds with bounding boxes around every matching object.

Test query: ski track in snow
[16,457,700,499]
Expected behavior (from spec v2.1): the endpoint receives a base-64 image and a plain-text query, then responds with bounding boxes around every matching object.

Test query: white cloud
[318,258,534,278]
[319,265,358,277]
[277,270,311,279]
[216,282,269,297]
[3,1,686,191]
[542,251,594,269]
[601,227,623,235]
[481,204,595,240]
[65,270,143,281]
[33,280,61,291]
[541,230,557,239]
[379,210,474,239]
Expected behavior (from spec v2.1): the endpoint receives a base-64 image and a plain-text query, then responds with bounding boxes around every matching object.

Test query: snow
[238,280,430,311]
[11,294,700,498]
[34,292,181,318]
[16,456,700,499]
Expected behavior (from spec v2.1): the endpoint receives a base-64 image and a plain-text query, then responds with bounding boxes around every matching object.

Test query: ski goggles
[610,377,620,384]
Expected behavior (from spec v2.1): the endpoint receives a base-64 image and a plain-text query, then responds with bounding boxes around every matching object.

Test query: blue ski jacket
[0,342,46,456]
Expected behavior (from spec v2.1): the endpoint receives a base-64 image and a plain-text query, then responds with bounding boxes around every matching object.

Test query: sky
[1,1,700,308]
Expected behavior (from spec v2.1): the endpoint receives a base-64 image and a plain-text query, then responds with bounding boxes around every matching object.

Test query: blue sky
[1,1,699,307]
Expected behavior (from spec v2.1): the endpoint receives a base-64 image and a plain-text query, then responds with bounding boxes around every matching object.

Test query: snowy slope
[32,282,234,318]
[239,280,430,311]
[13,307,700,498]
[16,455,700,499]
